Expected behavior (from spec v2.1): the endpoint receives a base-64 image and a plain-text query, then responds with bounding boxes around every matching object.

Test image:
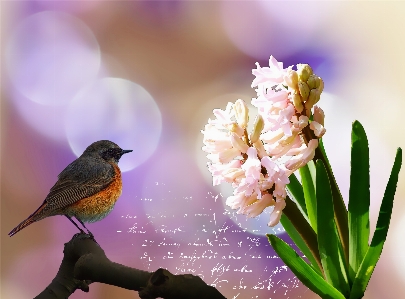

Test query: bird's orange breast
[65,164,123,223]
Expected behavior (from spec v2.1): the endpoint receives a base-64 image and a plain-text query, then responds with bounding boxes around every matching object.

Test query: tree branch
[33,233,226,299]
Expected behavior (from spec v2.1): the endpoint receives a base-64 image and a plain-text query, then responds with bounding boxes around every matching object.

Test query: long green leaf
[267,234,345,299]
[316,160,350,296]
[300,164,317,232]
[280,214,323,276]
[350,148,402,299]
[283,196,323,273]
[318,139,349,264]
[286,173,308,219]
[348,121,370,282]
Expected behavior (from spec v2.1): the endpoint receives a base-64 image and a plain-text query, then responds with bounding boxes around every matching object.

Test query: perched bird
[9,140,132,238]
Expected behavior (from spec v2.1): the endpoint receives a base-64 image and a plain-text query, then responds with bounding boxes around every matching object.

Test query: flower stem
[283,195,324,276]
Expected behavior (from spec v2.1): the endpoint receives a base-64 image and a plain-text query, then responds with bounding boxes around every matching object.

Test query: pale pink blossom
[234,99,249,129]
[285,139,319,171]
[208,160,242,186]
[313,106,325,126]
[203,55,325,227]
[211,102,234,126]
[202,124,232,154]
[261,156,290,200]
[311,106,326,137]
[222,167,245,183]
[241,193,275,218]
[216,147,242,164]
[260,128,284,145]
[285,143,306,156]
[235,147,262,198]
[230,133,249,153]
[261,87,289,104]
[276,104,295,136]
[251,56,287,88]
[291,115,309,132]
[226,192,258,212]
[261,156,281,180]
[310,121,326,138]
[268,199,286,227]
[253,140,267,158]
[265,134,302,158]
[273,177,289,200]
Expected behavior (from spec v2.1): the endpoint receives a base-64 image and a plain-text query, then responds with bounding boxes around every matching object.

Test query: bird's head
[83,140,132,163]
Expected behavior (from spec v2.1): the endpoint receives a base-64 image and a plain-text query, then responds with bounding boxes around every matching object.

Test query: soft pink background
[2,1,404,299]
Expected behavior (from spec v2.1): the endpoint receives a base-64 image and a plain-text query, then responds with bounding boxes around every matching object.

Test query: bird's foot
[86,231,100,245]
[73,231,90,239]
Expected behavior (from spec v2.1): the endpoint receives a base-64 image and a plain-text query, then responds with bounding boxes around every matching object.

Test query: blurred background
[1,1,404,298]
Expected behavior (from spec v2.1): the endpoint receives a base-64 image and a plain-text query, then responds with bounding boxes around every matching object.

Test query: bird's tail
[8,202,47,237]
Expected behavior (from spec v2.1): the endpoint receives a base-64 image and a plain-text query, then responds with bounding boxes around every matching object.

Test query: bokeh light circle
[12,92,69,142]
[5,11,100,105]
[140,145,225,244]
[65,78,162,171]
[221,1,338,60]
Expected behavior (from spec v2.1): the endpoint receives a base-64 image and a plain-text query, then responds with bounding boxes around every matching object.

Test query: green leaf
[348,121,370,282]
[350,148,402,299]
[267,234,345,299]
[283,196,323,273]
[318,139,349,265]
[300,164,317,232]
[316,160,350,296]
[280,214,323,276]
[286,173,308,219]
[308,160,317,184]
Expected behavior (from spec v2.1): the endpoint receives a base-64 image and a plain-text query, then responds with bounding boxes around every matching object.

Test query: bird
[8,140,132,238]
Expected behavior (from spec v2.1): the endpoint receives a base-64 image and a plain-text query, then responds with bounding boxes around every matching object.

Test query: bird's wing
[44,157,115,210]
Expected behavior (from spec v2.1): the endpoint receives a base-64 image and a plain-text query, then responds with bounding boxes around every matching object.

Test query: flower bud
[297,64,313,82]
[306,89,320,111]
[234,99,249,129]
[317,77,324,94]
[250,115,264,143]
[253,140,267,158]
[298,81,310,102]
[306,75,319,90]
[292,93,304,113]
[284,69,298,90]
[231,133,249,153]
[227,122,244,137]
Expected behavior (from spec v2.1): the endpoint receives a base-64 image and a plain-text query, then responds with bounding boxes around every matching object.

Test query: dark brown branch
[33,233,226,299]
[139,268,226,299]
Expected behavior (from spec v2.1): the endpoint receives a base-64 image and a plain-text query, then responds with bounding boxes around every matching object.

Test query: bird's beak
[121,149,133,155]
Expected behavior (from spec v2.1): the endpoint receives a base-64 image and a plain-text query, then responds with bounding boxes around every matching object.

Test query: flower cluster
[202,56,325,226]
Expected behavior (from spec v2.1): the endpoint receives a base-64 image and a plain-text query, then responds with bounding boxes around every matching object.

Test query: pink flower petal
[268,199,286,227]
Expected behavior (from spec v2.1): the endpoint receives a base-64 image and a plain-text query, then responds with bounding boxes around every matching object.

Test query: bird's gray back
[43,156,116,211]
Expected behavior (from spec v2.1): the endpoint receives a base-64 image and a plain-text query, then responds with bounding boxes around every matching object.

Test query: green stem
[283,195,324,276]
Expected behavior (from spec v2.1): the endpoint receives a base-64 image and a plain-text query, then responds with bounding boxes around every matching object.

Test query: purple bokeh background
[2,2,404,299]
